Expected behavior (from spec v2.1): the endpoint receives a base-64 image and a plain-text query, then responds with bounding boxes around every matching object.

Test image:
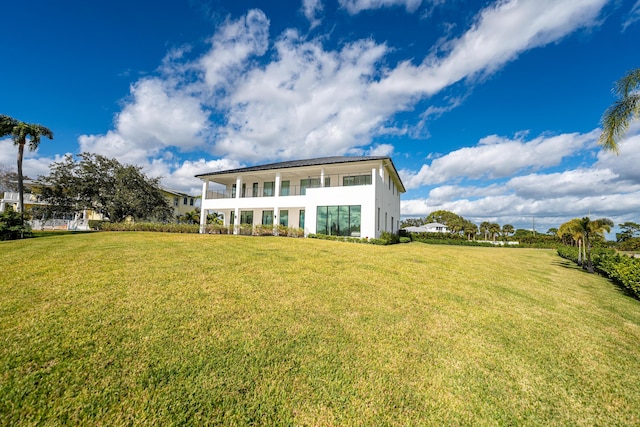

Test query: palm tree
[578,217,613,273]
[488,223,501,242]
[480,221,491,240]
[599,68,640,153]
[558,218,585,266]
[559,217,613,273]
[502,224,514,240]
[1,115,54,223]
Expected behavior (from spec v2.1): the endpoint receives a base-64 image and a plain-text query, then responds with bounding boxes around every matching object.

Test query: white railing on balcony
[204,172,373,200]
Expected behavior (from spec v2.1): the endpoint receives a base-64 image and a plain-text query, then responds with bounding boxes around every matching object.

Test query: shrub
[399,237,411,243]
[595,253,640,299]
[379,231,400,245]
[0,207,32,240]
[101,222,199,233]
[88,220,106,230]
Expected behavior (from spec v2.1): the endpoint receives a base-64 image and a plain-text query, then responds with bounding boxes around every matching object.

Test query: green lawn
[1,232,639,425]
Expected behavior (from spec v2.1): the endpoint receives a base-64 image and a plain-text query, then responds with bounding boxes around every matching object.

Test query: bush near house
[99,222,305,237]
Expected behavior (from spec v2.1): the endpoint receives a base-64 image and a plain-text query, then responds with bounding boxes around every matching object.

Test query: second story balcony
[204,172,373,200]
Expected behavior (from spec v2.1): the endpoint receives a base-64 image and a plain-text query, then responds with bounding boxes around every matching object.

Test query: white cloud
[594,124,640,181]
[160,158,243,194]
[400,129,598,189]
[372,0,608,99]
[302,0,323,28]
[0,138,69,180]
[198,9,270,91]
[71,1,610,194]
[400,127,640,230]
[79,78,209,166]
[623,0,640,31]
[339,0,425,14]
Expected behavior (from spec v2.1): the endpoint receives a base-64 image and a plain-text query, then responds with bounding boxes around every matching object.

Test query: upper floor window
[343,174,371,186]
[264,181,275,197]
[280,180,290,196]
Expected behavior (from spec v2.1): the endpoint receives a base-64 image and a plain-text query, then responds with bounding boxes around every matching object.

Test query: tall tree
[488,223,501,242]
[616,221,640,242]
[502,224,515,239]
[38,153,172,223]
[462,220,478,241]
[426,210,466,235]
[559,217,613,273]
[480,221,491,240]
[599,68,640,153]
[0,115,53,223]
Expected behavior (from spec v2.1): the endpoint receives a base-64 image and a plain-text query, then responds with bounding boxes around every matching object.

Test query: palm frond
[599,68,640,153]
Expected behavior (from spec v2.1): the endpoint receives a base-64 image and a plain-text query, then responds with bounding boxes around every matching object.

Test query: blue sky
[2,0,640,233]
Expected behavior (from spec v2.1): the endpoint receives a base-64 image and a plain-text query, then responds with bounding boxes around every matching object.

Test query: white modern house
[195,156,405,238]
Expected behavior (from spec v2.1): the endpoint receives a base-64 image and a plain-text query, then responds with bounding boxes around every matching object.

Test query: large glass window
[264,182,275,197]
[343,174,371,186]
[316,205,361,237]
[262,210,274,225]
[252,183,258,197]
[279,210,288,226]
[230,211,235,226]
[240,211,253,225]
[280,180,290,196]
[299,209,305,229]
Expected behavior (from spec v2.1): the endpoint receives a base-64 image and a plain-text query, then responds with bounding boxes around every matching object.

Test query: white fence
[29,219,91,231]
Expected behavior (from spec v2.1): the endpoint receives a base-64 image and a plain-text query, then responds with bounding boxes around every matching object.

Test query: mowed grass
[1,233,640,426]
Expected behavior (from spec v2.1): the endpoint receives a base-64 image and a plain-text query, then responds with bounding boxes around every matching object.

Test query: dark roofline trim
[195,155,406,193]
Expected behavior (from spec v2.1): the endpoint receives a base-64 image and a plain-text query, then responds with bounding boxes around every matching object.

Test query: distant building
[160,188,200,221]
[402,222,449,233]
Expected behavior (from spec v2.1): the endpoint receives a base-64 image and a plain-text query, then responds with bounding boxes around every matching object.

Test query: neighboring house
[403,223,449,233]
[0,181,102,230]
[195,156,405,238]
[161,188,200,221]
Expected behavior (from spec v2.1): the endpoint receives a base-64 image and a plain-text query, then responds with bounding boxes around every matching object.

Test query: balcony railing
[205,173,373,200]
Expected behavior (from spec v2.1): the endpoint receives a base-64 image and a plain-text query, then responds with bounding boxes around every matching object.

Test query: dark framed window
[343,174,371,186]
[264,182,275,197]
[316,205,361,237]
[279,210,288,226]
[280,180,290,196]
[262,210,274,225]
[240,210,253,225]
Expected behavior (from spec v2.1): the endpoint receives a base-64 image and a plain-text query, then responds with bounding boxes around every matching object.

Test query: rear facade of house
[196,156,405,238]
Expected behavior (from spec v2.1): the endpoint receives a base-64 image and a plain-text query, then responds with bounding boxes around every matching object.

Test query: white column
[235,176,242,199]
[275,172,281,197]
[321,168,326,187]
[234,207,240,235]
[199,180,209,234]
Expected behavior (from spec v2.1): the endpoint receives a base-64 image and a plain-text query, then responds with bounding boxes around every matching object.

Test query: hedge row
[596,254,640,299]
[100,222,305,237]
[308,231,409,245]
[557,245,640,299]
